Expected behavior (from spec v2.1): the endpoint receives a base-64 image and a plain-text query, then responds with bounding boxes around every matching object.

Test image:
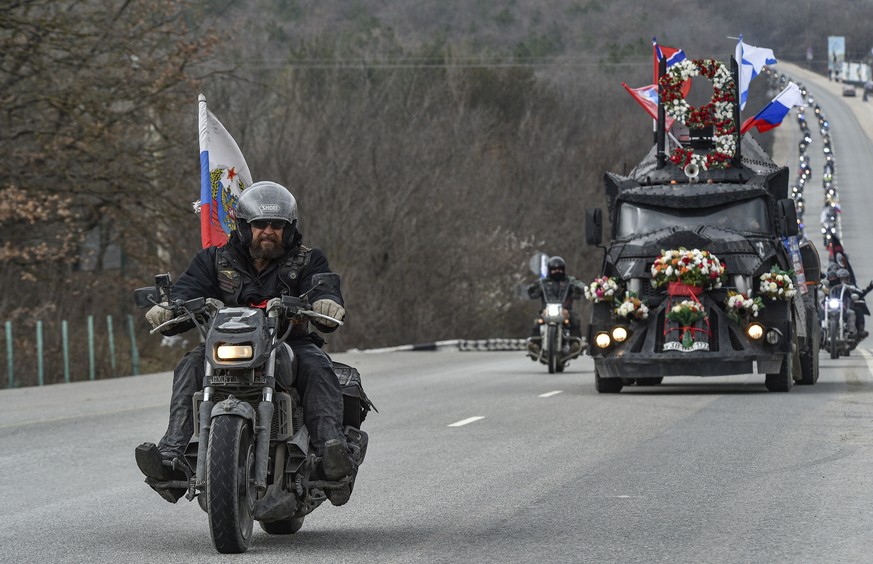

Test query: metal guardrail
[348,337,587,354]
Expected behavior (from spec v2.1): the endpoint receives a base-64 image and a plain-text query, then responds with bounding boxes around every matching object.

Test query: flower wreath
[584,276,620,303]
[659,58,738,171]
[759,267,797,301]
[650,248,726,290]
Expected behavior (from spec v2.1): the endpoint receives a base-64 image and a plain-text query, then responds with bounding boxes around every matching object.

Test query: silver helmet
[235,181,298,246]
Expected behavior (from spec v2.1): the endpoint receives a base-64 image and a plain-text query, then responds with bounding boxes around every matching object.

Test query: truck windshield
[616,197,770,238]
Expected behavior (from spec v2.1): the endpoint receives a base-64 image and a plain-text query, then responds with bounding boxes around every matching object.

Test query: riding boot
[290,341,355,506]
[156,344,204,460]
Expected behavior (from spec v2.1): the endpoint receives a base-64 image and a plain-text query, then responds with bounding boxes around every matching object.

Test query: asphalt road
[3,65,873,563]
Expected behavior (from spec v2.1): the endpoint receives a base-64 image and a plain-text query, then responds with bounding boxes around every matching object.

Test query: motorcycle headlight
[546,304,561,317]
[215,343,254,361]
[828,298,841,310]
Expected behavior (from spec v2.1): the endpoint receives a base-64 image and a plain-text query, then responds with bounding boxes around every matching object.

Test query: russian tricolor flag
[197,94,253,248]
[740,82,805,134]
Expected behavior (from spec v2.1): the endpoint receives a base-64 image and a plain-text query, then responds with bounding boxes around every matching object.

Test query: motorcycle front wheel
[207,416,256,554]
[829,318,839,360]
[547,326,558,374]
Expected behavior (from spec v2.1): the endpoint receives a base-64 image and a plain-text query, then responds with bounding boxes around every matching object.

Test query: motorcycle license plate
[209,374,267,385]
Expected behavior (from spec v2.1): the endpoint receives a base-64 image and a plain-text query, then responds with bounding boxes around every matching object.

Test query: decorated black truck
[583,55,821,393]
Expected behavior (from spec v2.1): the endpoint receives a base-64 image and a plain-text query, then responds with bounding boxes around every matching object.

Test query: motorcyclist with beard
[135,181,357,507]
[525,256,585,355]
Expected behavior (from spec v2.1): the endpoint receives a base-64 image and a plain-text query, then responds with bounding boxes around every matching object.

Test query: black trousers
[157,340,346,460]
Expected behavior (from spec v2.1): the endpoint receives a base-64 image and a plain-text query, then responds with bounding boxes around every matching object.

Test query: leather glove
[312,299,345,327]
[206,298,224,312]
[145,303,174,329]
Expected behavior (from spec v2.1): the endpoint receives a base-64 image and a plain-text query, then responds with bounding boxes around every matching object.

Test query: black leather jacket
[165,230,342,339]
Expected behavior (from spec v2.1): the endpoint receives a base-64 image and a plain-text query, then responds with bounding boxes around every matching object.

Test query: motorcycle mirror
[310,272,341,295]
[528,252,549,277]
[586,208,603,246]
[133,286,160,309]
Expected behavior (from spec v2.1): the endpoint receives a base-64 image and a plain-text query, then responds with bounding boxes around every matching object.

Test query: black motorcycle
[526,278,585,373]
[134,272,374,553]
[822,284,862,359]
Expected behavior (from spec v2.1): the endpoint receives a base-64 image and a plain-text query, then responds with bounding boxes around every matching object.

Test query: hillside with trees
[3,0,872,383]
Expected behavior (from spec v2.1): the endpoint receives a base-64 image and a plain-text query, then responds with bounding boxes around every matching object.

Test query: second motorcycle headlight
[216,343,254,361]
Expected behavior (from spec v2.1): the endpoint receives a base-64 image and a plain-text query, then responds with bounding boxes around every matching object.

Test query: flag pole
[656,56,667,169]
[731,55,742,166]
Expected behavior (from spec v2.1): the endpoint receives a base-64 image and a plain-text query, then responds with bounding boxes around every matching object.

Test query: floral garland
[584,276,620,303]
[660,58,737,170]
[724,291,765,323]
[614,292,650,321]
[759,267,797,301]
[651,248,726,290]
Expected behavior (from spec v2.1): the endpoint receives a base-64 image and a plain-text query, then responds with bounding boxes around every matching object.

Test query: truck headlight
[594,332,612,349]
[746,323,764,340]
[216,343,254,360]
[765,328,783,345]
[611,326,629,343]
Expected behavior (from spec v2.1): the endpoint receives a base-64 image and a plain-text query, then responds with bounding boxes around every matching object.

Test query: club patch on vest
[218,269,241,293]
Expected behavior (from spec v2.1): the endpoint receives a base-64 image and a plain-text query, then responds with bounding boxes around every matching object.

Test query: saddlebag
[333,361,377,428]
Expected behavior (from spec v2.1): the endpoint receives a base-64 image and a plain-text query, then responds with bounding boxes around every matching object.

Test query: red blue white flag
[197,94,252,248]
[622,82,676,130]
[653,38,691,97]
[740,82,804,134]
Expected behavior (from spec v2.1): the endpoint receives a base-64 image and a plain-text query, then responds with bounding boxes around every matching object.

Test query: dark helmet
[837,268,850,281]
[547,256,566,280]
[235,181,298,246]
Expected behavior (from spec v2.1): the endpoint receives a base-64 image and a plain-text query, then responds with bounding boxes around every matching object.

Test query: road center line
[448,416,485,427]
[538,390,563,398]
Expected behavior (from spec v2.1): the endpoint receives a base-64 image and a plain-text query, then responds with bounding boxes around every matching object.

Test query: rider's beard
[249,234,285,261]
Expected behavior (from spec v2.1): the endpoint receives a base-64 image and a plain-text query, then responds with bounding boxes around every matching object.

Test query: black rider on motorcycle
[135,181,358,507]
[832,268,873,340]
[526,256,585,354]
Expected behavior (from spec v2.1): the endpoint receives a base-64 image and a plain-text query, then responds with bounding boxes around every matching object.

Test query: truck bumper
[594,352,784,379]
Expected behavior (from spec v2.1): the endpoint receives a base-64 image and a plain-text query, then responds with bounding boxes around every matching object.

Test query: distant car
[842,84,856,97]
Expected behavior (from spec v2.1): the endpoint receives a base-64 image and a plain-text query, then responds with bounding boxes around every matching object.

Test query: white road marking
[538,390,563,398]
[448,416,485,427]
[857,349,873,382]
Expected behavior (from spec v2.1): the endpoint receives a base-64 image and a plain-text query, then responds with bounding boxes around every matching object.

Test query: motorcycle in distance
[133,272,373,554]
[527,278,586,374]
[822,283,864,359]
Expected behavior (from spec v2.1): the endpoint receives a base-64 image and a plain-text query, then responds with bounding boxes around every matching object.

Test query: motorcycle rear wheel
[207,416,256,554]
